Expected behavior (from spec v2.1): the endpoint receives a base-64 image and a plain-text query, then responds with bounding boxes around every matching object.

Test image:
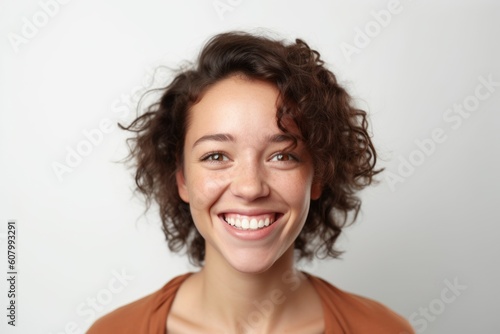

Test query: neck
[195,247,306,333]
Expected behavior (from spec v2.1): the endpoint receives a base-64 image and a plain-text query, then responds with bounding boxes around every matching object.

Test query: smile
[221,213,278,231]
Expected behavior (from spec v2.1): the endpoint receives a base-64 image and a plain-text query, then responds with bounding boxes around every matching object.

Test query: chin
[222,247,282,274]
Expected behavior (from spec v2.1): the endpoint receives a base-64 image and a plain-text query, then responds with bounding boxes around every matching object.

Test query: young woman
[88,32,414,333]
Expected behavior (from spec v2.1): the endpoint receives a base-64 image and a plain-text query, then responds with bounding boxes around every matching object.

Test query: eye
[270,153,298,162]
[201,152,229,162]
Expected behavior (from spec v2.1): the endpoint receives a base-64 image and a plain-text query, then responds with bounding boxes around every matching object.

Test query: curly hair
[121,31,382,266]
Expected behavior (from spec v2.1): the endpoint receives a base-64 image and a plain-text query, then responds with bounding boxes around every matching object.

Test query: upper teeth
[224,215,274,230]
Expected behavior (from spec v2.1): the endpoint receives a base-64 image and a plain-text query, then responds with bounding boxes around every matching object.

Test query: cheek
[187,172,229,210]
[271,170,313,213]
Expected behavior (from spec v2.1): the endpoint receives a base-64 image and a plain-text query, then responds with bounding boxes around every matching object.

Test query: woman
[88,31,414,333]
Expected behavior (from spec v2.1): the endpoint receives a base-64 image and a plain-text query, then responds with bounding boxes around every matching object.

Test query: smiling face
[176,75,321,273]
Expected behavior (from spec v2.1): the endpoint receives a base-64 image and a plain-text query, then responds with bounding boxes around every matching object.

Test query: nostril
[229,174,270,200]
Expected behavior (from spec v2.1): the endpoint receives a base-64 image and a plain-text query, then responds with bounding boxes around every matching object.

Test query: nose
[230,161,270,201]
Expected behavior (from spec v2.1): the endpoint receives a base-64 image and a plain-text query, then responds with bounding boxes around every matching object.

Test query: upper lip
[217,209,283,216]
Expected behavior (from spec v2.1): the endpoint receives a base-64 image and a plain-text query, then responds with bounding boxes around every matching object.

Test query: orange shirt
[87,273,414,333]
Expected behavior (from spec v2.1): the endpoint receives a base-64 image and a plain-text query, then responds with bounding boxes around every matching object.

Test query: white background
[1,0,499,333]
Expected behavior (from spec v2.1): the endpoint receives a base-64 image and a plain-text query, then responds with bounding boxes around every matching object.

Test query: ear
[175,169,190,203]
[310,182,322,200]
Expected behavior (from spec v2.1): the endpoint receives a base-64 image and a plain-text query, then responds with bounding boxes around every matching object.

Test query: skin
[168,75,324,333]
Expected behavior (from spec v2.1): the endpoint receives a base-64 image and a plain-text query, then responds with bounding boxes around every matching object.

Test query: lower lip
[220,216,280,241]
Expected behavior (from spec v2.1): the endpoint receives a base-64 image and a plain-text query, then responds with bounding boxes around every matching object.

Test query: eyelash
[270,152,299,162]
[199,151,299,163]
[200,152,229,162]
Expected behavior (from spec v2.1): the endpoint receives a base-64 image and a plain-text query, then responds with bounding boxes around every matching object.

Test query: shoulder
[305,273,415,334]
[86,273,192,334]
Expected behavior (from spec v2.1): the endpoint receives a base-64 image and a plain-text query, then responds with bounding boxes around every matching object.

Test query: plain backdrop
[1,1,499,333]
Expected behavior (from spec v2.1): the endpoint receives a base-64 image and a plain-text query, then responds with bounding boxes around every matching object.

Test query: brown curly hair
[121,31,382,266]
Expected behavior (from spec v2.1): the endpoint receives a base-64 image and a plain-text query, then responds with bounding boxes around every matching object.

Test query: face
[176,75,321,273]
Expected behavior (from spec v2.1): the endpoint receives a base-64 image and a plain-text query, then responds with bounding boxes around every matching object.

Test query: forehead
[192,75,279,116]
[185,76,287,141]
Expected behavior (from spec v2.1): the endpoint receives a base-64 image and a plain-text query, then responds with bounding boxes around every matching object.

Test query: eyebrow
[192,133,295,148]
[192,133,235,148]
[267,133,295,143]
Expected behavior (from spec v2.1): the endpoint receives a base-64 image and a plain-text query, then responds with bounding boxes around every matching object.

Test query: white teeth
[250,219,258,229]
[223,214,277,230]
[241,218,249,229]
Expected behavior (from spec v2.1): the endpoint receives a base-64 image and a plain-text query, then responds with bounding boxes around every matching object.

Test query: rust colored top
[87,273,414,333]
